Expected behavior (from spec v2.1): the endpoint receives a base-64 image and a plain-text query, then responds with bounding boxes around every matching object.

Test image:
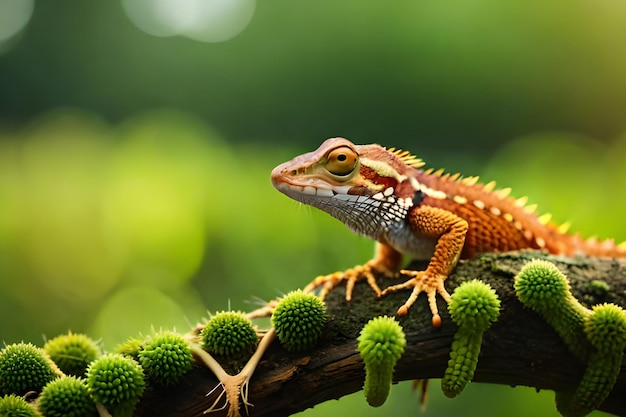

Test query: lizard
[271,137,626,327]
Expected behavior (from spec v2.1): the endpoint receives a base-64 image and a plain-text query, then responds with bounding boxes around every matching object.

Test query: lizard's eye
[326,146,358,176]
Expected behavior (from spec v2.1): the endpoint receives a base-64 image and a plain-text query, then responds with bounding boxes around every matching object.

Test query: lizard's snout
[270,162,292,188]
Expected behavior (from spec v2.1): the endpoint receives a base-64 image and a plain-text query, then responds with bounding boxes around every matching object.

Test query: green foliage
[37,376,97,417]
[271,290,327,352]
[0,394,40,417]
[442,280,500,398]
[86,354,144,417]
[138,331,193,387]
[514,259,590,361]
[200,312,258,358]
[43,332,101,377]
[0,343,57,396]
[357,316,406,407]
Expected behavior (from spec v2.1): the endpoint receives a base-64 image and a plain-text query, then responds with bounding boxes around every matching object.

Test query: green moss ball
[448,280,500,332]
[271,291,327,352]
[113,338,144,361]
[585,303,626,352]
[138,332,193,386]
[357,316,406,367]
[0,343,57,396]
[200,312,258,357]
[0,394,40,417]
[514,259,570,310]
[38,376,97,417]
[44,333,101,377]
[86,354,145,411]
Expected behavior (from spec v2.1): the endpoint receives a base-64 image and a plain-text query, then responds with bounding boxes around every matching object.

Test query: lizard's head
[271,137,424,237]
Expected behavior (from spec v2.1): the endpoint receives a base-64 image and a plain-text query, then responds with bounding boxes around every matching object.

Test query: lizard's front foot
[303,261,393,302]
[381,270,451,327]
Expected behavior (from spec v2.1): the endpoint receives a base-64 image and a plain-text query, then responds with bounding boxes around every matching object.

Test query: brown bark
[134,251,626,417]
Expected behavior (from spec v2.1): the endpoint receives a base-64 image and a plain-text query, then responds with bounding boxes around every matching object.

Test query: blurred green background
[1,1,625,416]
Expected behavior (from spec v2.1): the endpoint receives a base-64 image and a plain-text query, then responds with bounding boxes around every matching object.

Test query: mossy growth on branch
[514,259,590,361]
[441,279,500,398]
[271,290,327,352]
[357,316,406,407]
[86,353,145,417]
[37,376,98,417]
[43,332,101,377]
[0,343,59,396]
[200,311,258,359]
[0,394,41,417]
[138,331,193,387]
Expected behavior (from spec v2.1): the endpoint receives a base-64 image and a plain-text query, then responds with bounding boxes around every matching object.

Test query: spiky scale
[514,196,528,207]
[482,180,496,192]
[389,148,425,169]
[495,187,511,199]
[524,203,538,214]
[558,222,572,234]
[461,176,479,186]
[538,213,553,225]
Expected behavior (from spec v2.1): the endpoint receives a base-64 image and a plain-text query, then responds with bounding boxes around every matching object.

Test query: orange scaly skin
[271,137,626,327]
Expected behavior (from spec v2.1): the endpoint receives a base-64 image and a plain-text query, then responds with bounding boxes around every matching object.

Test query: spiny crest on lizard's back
[386,147,426,169]
[416,163,574,251]
[418,162,626,256]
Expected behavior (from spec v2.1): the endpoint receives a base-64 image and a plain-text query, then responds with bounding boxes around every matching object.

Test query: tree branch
[134,251,626,417]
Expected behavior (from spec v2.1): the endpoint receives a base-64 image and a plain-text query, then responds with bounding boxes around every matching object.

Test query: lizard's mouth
[271,162,351,199]
[273,179,355,205]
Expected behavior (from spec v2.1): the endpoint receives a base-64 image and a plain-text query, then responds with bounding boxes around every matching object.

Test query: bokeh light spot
[90,286,198,347]
[0,0,34,51]
[102,110,221,285]
[121,0,256,42]
[4,110,124,303]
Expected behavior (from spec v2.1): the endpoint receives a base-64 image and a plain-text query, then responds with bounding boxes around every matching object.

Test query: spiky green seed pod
[113,337,144,360]
[0,343,58,396]
[138,331,193,387]
[200,311,258,358]
[37,376,97,417]
[0,394,40,417]
[86,354,145,417]
[357,316,406,407]
[558,303,626,417]
[442,280,500,398]
[514,259,590,361]
[584,303,626,352]
[44,332,101,377]
[271,290,327,352]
